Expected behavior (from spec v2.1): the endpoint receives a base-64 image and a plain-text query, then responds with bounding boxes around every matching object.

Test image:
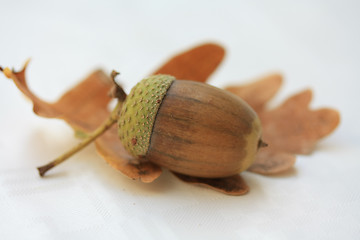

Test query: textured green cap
[118,74,175,157]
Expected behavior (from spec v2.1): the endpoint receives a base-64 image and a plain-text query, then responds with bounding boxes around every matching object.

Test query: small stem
[37,101,123,177]
[258,139,268,149]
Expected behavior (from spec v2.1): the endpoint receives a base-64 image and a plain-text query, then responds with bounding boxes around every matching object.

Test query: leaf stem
[37,101,122,177]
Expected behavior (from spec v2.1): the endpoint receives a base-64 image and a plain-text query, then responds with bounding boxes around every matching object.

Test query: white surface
[1,0,359,239]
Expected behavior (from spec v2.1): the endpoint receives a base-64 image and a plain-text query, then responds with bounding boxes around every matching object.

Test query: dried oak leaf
[226,75,340,174]
[1,43,340,195]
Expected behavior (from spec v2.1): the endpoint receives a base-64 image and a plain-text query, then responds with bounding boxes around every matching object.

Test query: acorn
[118,74,264,178]
[37,74,266,178]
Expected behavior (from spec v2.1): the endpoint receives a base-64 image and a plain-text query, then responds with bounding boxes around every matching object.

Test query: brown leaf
[153,43,225,82]
[2,61,113,132]
[227,76,340,174]
[247,148,296,174]
[2,43,225,183]
[172,172,249,196]
[225,73,283,113]
[259,89,340,155]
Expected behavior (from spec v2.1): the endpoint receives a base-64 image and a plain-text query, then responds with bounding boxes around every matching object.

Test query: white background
[0,0,359,239]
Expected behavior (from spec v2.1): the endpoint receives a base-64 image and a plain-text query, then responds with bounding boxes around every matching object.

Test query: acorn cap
[118,74,175,157]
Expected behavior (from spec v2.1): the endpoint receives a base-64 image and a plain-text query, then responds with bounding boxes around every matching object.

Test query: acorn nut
[37,74,265,178]
[118,74,264,178]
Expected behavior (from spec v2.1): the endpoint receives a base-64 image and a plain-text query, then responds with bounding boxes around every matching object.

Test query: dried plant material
[226,76,340,174]
[225,73,283,113]
[2,42,340,194]
[248,148,296,175]
[173,172,249,196]
[259,90,340,155]
[2,62,113,132]
[153,43,225,82]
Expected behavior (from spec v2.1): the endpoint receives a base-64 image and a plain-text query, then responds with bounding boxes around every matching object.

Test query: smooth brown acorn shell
[145,80,262,178]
